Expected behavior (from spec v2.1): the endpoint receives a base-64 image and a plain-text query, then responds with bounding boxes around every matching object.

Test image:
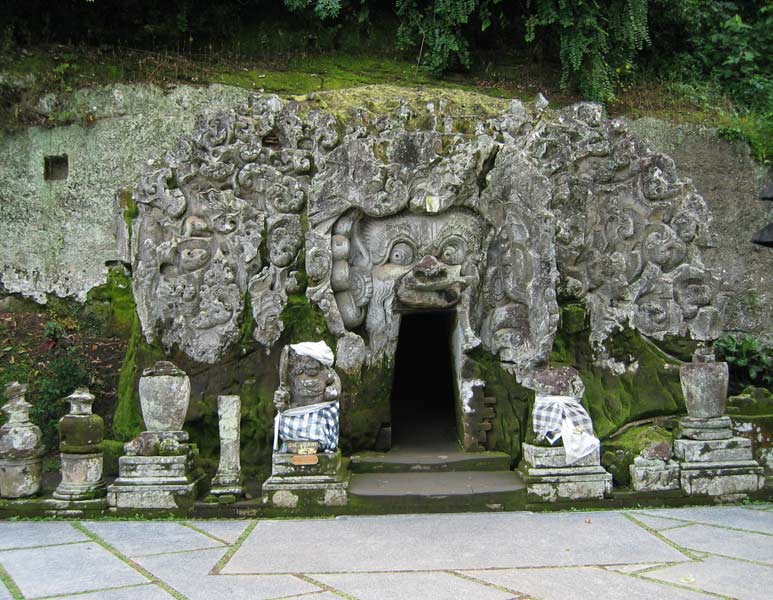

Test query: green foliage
[715,333,773,392]
[526,0,649,101]
[396,0,477,72]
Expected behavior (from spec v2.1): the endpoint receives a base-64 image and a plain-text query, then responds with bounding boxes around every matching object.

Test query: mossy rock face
[467,347,533,465]
[728,386,773,417]
[601,425,675,487]
[339,359,393,452]
[98,439,125,477]
[551,305,685,440]
[85,268,136,338]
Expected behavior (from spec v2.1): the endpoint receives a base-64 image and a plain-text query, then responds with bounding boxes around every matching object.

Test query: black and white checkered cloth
[533,395,595,445]
[275,400,339,452]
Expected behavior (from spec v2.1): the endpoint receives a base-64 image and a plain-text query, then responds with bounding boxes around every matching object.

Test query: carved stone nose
[414,255,447,279]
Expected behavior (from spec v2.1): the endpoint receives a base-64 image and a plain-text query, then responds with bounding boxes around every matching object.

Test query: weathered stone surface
[0,383,44,498]
[0,84,252,302]
[523,443,600,469]
[211,395,242,496]
[680,462,764,497]
[138,361,191,433]
[129,92,724,387]
[680,354,728,419]
[54,453,105,500]
[522,443,613,502]
[630,457,681,492]
[627,117,772,343]
[674,437,753,463]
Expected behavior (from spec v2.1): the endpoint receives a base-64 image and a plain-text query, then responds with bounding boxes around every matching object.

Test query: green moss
[112,313,164,441]
[98,439,125,477]
[85,267,136,337]
[279,294,335,347]
[467,347,534,465]
[601,425,675,486]
[550,305,685,440]
[339,359,393,452]
[727,386,773,417]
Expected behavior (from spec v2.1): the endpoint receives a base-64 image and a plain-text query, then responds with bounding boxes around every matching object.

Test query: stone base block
[630,460,681,492]
[679,416,732,440]
[525,468,613,502]
[680,461,765,498]
[271,451,343,480]
[107,481,198,509]
[107,453,198,509]
[0,457,42,498]
[674,438,753,463]
[522,443,600,469]
[54,453,105,501]
[262,478,350,508]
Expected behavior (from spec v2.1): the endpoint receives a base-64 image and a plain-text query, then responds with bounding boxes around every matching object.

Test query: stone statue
[273,341,341,452]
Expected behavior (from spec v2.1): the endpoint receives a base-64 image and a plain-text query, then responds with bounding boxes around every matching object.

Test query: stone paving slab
[0,580,11,600]
[660,524,773,563]
[626,513,691,531]
[224,512,687,574]
[638,506,773,534]
[82,521,225,557]
[134,547,322,600]
[54,584,175,599]
[605,563,665,574]
[643,555,773,600]
[0,541,147,598]
[312,571,516,600]
[0,522,87,549]
[185,520,251,544]
[464,566,717,600]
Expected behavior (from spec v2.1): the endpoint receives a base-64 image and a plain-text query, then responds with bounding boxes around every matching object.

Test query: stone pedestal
[54,388,105,501]
[676,350,764,500]
[107,440,199,510]
[676,418,764,499]
[0,383,44,498]
[521,443,613,502]
[262,451,349,509]
[210,395,242,499]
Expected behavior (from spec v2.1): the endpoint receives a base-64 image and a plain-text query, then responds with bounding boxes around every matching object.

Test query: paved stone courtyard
[1,505,772,599]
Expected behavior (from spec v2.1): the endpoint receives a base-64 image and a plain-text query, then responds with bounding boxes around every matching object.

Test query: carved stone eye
[440,241,464,265]
[389,242,414,266]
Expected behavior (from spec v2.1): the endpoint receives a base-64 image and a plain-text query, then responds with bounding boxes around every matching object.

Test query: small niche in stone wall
[44,154,68,181]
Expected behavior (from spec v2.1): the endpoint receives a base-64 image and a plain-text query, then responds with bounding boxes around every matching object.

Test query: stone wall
[0,84,251,302]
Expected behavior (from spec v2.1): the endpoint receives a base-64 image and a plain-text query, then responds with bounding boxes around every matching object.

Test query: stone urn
[0,382,45,498]
[138,361,191,432]
[680,346,728,419]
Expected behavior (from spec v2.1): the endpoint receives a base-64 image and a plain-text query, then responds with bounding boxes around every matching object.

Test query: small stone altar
[675,346,764,500]
[107,362,201,510]
[262,342,349,509]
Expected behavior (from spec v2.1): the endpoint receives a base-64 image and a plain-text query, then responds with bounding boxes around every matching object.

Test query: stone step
[350,448,511,473]
[348,471,526,513]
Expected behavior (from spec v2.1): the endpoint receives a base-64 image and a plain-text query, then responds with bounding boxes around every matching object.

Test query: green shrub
[715,333,773,393]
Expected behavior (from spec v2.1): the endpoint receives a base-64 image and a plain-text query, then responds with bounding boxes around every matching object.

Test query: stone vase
[138,361,190,432]
[0,382,44,498]
[680,361,728,419]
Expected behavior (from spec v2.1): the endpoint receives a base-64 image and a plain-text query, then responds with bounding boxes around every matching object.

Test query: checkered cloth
[273,400,339,452]
[533,395,599,464]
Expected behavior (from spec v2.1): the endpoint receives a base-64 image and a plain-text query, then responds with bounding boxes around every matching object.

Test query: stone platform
[262,451,350,509]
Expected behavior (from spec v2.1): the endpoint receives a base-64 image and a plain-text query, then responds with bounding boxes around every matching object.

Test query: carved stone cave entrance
[390,310,459,449]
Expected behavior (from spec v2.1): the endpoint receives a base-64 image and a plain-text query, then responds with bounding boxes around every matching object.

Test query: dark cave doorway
[390,311,458,448]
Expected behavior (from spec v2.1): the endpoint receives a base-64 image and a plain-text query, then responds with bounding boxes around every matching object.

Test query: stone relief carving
[131,94,723,381]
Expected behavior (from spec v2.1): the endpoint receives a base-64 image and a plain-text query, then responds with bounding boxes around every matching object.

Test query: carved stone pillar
[210,395,243,499]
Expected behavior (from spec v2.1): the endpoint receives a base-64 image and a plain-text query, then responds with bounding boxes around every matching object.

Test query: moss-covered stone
[551,307,685,440]
[84,267,136,337]
[601,425,675,487]
[98,439,125,477]
[339,358,393,452]
[728,386,773,417]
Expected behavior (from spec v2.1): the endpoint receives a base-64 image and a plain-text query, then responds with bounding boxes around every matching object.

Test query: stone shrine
[262,341,349,509]
[675,346,764,500]
[107,361,201,510]
[0,383,44,499]
[54,388,106,501]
